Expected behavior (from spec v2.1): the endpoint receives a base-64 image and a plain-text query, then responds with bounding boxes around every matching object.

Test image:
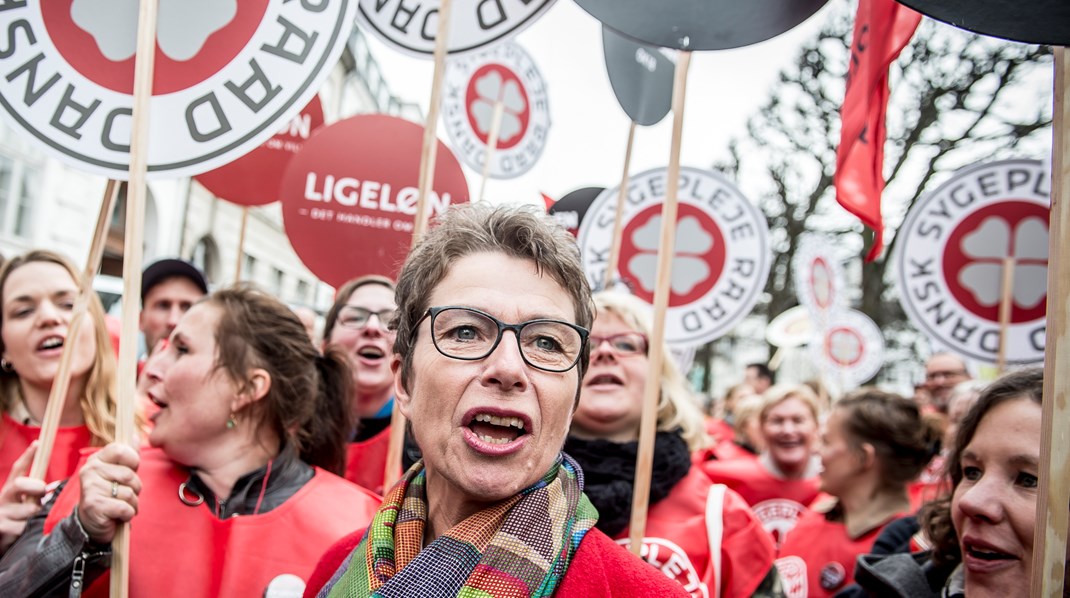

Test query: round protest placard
[442,42,549,179]
[195,96,324,206]
[548,186,603,237]
[279,114,469,287]
[577,166,771,346]
[602,24,673,126]
[810,308,884,389]
[0,1,355,179]
[792,236,847,318]
[766,306,814,348]
[356,0,555,57]
[894,159,1049,365]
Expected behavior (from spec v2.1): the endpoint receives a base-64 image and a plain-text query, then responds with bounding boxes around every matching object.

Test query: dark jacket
[834,551,961,598]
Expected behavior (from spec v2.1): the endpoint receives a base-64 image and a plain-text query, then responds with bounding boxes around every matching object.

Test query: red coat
[614,468,776,598]
[304,527,690,598]
[45,447,381,597]
[776,508,900,598]
[344,426,395,495]
[0,413,91,484]
[698,453,821,548]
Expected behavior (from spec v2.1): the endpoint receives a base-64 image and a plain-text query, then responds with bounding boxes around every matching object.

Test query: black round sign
[894,0,1069,46]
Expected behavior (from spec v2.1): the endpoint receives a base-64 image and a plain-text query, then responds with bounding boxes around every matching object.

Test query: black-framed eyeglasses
[417,306,589,373]
[337,306,397,330]
[590,332,648,356]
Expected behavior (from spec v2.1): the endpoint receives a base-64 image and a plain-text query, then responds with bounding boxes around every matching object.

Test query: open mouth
[965,545,1015,561]
[37,336,65,351]
[357,346,385,361]
[586,373,623,386]
[466,412,528,445]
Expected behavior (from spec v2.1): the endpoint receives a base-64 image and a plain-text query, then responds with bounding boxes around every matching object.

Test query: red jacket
[614,468,777,598]
[698,453,821,548]
[344,426,394,495]
[45,447,381,597]
[0,413,91,484]
[776,507,901,597]
[304,527,690,597]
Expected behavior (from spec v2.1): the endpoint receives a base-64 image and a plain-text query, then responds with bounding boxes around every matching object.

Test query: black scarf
[564,431,691,537]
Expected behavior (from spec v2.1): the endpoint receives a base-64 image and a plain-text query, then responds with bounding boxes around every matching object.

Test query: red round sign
[618,203,726,307]
[42,0,270,95]
[463,64,531,151]
[195,96,324,206]
[280,114,470,287]
[942,200,1049,324]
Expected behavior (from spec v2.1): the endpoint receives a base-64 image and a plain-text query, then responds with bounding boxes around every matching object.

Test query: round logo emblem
[442,42,549,179]
[615,537,708,598]
[792,236,847,318]
[0,1,356,179]
[895,159,1049,364]
[356,0,555,57]
[810,309,885,390]
[577,166,770,346]
[819,561,847,591]
[752,499,807,549]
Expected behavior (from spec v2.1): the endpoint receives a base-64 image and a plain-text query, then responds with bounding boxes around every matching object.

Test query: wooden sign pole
[477,100,505,203]
[384,0,453,489]
[27,180,120,483]
[628,51,691,556]
[996,256,1016,374]
[1031,44,1069,598]
[111,0,159,595]
[234,206,249,283]
[605,121,637,290]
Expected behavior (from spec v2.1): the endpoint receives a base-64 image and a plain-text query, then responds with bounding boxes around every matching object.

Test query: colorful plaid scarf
[321,453,597,598]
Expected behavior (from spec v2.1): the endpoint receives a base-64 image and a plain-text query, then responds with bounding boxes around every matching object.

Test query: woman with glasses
[698,385,823,548]
[305,203,689,597]
[566,291,781,598]
[322,275,398,493]
[0,286,381,596]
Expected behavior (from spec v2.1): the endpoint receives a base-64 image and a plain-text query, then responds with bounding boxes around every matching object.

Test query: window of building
[0,153,39,239]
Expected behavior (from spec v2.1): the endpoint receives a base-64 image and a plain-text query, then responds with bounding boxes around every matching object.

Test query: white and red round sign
[766,306,814,348]
[577,166,771,347]
[792,236,847,318]
[810,309,884,389]
[895,159,1049,365]
[195,96,324,206]
[356,0,556,57]
[0,1,355,179]
[279,114,469,287]
[442,42,549,179]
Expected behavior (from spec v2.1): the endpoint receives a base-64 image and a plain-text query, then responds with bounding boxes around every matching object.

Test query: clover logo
[956,215,1048,311]
[469,68,527,146]
[71,0,237,62]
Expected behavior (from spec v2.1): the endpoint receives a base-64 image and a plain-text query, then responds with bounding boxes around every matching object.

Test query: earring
[226,414,237,430]
[0,359,12,372]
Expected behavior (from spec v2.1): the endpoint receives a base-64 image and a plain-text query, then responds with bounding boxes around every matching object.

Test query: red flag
[540,192,556,212]
[835,0,921,261]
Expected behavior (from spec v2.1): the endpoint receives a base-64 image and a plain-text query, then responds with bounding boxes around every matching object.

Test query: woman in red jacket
[776,389,940,597]
[0,285,381,597]
[568,291,781,598]
[699,385,823,547]
[0,250,121,553]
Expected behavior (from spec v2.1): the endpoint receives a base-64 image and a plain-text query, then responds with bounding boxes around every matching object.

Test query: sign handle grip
[606,121,636,291]
[996,256,1016,374]
[27,180,121,484]
[1031,44,1069,598]
[477,100,505,203]
[386,0,454,491]
[628,50,691,557]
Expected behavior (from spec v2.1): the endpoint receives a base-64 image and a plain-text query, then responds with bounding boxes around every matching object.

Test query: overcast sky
[362,0,835,206]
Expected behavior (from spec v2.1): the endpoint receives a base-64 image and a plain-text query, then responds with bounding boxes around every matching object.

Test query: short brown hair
[322,275,396,343]
[0,250,119,446]
[207,285,352,474]
[835,388,941,489]
[393,203,594,390]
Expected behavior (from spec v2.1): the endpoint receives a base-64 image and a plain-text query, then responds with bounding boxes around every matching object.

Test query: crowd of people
[0,203,1055,597]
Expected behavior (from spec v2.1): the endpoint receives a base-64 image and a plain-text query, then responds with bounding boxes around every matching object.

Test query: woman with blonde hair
[0,250,119,552]
[699,385,823,547]
[567,291,780,597]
